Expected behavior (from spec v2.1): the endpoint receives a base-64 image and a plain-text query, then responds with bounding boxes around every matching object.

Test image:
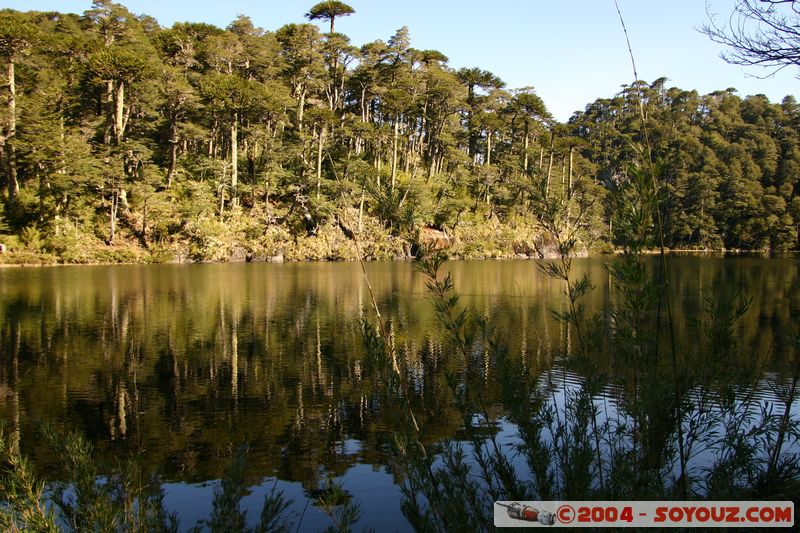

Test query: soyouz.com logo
[493,501,794,528]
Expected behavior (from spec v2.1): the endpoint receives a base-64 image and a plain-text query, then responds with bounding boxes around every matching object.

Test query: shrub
[184,216,240,262]
[19,226,42,253]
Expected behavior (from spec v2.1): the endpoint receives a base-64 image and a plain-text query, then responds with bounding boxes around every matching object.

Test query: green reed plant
[0,427,304,533]
[40,424,179,533]
[189,444,295,533]
[0,423,178,533]
[312,480,363,533]
[0,426,59,533]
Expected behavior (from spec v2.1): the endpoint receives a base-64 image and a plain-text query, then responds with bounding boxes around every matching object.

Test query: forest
[0,0,798,264]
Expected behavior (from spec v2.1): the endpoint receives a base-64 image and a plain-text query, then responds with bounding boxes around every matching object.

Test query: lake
[1,257,798,530]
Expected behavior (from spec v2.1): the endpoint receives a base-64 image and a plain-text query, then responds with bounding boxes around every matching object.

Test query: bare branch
[701,0,800,77]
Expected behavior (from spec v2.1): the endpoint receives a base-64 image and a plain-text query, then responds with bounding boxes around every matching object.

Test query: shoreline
[1,248,796,268]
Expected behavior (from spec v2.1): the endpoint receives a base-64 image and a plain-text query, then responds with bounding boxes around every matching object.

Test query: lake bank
[1,245,794,268]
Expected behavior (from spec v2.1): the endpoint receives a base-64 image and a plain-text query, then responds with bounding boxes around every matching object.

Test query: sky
[4,0,798,122]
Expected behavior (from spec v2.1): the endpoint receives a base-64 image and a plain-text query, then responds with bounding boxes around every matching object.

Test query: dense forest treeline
[0,1,798,264]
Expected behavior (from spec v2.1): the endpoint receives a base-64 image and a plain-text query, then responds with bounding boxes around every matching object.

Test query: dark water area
[1,257,798,530]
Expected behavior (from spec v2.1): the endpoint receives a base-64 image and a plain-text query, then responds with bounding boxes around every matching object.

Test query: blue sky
[5,0,798,121]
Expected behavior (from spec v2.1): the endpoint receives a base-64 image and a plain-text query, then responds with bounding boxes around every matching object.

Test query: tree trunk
[316,126,325,199]
[36,159,44,220]
[568,146,573,200]
[208,117,217,157]
[247,139,255,182]
[360,86,368,122]
[109,184,118,244]
[104,80,114,146]
[391,117,399,190]
[142,196,148,245]
[486,131,492,166]
[523,124,529,175]
[358,188,365,233]
[114,80,125,144]
[331,53,340,111]
[428,146,436,180]
[298,88,306,132]
[166,116,178,188]
[219,164,227,216]
[545,140,554,197]
[5,60,18,201]
[230,111,238,198]
[567,146,574,223]
[403,119,411,174]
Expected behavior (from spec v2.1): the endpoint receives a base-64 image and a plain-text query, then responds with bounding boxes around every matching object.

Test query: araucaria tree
[305,1,355,34]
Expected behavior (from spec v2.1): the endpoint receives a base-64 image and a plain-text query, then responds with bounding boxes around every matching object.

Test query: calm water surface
[1,257,798,530]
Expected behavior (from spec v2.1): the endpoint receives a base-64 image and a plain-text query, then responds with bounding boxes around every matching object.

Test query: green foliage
[0,426,59,533]
[0,3,795,262]
[0,12,38,58]
[313,480,361,533]
[86,46,149,82]
[306,2,356,23]
[18,225,41,252]
[1,428,301,533]
[190,445,295,533]
[31,424,179,533]
[185,215,241,262]
[43,220,101,263]
[572,85,799,251]
[450,217,517,258]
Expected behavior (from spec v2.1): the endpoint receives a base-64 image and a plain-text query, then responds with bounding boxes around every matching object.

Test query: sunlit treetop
[305,1,355,33]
